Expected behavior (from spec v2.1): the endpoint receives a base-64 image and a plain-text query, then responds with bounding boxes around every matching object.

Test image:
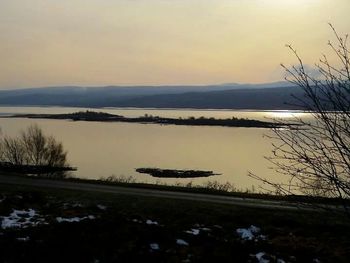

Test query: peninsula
[5,111,289,128]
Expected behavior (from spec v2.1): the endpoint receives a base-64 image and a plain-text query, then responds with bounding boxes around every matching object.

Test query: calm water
[0,106,313,190]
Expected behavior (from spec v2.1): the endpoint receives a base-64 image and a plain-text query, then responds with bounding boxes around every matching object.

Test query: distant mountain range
[0,82,304,110]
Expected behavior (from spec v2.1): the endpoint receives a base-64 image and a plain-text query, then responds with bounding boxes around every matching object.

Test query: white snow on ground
[252,252,285,263]
[146,220,158,225]
[236,228,255,240]
[150,243,160,250]
[236,225,266,241]
[17,237,30,242]
[185,228,200,235]
[255,252,270,263]
[1,209,46,229]
[132,219,142,223]
[56,215,95,223]
[249,225,260,233]
[97,205,107,210]
[176,239,189,246]
[185,226,211,235]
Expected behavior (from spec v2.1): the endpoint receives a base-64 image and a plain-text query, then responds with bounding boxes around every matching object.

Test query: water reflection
[264,110,310,120]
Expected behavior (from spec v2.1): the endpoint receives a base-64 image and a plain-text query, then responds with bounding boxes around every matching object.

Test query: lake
[0,106,313,191]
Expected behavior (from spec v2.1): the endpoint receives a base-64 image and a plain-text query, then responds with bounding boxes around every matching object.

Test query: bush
[0,124,69,169]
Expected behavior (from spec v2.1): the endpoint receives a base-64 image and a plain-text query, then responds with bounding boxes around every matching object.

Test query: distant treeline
[6,111,290,128]
[0,84,303,109]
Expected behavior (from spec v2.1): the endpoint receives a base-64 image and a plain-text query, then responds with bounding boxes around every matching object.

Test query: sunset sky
[0,0,349,89]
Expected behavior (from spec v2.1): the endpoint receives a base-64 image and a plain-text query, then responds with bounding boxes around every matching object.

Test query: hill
[0,82,302,110]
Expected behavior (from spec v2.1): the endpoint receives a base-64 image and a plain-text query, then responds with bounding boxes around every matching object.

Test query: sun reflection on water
[265,111,307,119]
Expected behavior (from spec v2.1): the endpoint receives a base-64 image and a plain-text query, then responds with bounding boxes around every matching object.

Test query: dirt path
[0,174,308,210]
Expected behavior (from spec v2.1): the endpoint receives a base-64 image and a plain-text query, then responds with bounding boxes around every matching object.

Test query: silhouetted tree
[0,124,69,177]
[250,24,350,213]
[1,136,26,165]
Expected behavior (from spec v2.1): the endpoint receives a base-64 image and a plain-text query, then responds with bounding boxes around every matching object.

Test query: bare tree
[44,136,67,167]
[0,124,70,177]
[1,136,26,165]
[250,24,350,213]
[21,124,47,166]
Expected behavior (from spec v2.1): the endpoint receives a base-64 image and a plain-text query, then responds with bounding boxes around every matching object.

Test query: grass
[67,174,350,206]
[4,172,350,206]
[0,184,349,262]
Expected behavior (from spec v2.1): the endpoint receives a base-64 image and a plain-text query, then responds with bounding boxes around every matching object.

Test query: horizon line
[0,80,289,90]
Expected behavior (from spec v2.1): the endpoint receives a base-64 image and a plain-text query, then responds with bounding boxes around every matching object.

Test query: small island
[5,110,290,128]
[136,168,220,178]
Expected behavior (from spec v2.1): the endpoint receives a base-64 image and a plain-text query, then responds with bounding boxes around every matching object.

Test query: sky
[0,0,349,89]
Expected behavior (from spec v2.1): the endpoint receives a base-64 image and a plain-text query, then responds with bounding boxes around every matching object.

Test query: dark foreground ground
[0,184,349,263]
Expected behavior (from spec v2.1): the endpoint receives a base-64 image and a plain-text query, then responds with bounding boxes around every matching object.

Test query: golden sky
[0,0,349,89]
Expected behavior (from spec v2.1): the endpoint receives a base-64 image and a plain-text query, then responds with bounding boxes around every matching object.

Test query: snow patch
[185,225,211,235]
[1,209,46,229]
[146,220,158,225]
[236,225,266,241]
[176,239,189,246]
[256,252,269,263]
[97,205,107,210]
[185,228,200,235]
[251,252,285,263]
[56,215,95,223]
[150,243,160,250]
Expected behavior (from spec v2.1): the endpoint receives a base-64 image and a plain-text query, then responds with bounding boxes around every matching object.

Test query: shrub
[0,124,69,169]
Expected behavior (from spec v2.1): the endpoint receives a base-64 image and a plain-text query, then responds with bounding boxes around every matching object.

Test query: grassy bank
[2,172,350,206]
[0,184,349,262]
